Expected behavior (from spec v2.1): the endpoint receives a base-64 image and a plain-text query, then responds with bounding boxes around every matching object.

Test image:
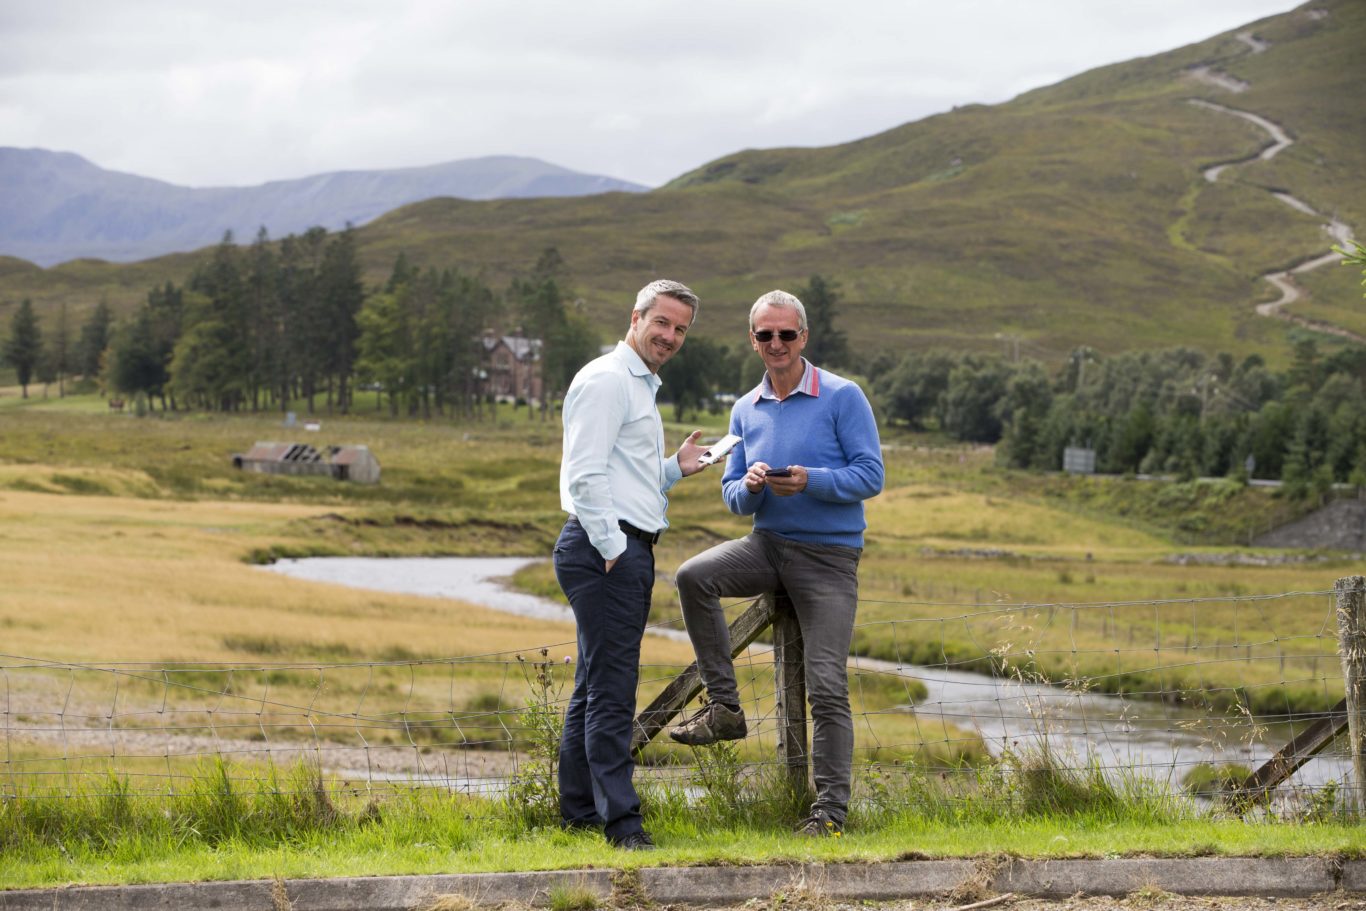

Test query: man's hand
[766,465,808,497]
[605,556,618,574]
[744,461,771,493]
[676,430,709,477]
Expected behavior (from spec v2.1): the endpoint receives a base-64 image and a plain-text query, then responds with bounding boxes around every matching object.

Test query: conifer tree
[3,299,44,398]
[77,300,114,379]
[797,274,848,369]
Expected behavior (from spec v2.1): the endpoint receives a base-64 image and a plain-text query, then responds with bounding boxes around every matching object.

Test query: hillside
[1,0,1361,362]
[0,150,647,266]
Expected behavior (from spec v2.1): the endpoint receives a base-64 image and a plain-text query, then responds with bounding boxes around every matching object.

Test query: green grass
[1,757,1360,891]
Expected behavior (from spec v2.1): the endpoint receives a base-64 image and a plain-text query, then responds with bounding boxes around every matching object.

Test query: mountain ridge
[1,0,1360,363]
[0,149,648,266]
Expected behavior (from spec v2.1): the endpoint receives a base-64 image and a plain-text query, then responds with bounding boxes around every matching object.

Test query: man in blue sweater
[670,289,884,836]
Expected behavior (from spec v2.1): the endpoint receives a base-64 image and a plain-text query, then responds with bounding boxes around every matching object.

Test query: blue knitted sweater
[720,365,884,547]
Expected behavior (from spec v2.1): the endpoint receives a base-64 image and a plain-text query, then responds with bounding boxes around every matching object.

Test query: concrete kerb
[1,859,1363,910]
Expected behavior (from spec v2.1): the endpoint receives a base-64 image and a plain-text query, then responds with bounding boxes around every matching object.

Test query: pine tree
[246,228,281,412]
[51,302,71,397]
[319,226,365,413]
[797,274,848,369]
[3,299,44,399]
[77,300,114,379]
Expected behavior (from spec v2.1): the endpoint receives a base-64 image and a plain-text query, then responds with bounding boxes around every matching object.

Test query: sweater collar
[754,358,819,403]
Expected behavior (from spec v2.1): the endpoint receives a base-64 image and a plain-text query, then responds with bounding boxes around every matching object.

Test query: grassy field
[0,397,1351,716]
[1,397,1362,887]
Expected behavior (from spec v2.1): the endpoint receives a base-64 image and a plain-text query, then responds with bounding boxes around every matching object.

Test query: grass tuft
[548,882,601,911]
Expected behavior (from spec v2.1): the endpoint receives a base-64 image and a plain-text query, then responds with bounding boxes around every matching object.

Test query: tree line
[7,238,1366,500]
[867,338,1366,497]
[1,231,600,417]
[3,248,848,422]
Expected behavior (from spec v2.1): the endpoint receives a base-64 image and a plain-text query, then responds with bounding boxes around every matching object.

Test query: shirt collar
[755,358,819,402]
[614,340,661,388]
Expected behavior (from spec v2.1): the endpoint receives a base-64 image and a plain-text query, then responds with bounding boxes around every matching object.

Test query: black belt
[618,520,662,546]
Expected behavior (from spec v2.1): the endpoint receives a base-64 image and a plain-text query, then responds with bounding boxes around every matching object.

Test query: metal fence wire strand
[0,586,1359,803]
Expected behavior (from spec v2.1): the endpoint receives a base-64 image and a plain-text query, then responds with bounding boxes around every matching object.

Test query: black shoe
[795,810,843,837]
[611,830,656,851]
[669,702,747,746]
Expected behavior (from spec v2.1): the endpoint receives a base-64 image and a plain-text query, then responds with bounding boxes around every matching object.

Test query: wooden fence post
[631,594,779,752]
[1336,575,1366,813]
[771,589,811,798]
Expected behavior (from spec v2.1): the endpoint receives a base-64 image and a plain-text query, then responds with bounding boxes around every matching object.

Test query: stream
[263,556,1350,791]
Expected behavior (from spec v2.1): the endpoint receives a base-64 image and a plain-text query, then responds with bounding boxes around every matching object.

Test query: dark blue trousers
[553,517,654,841]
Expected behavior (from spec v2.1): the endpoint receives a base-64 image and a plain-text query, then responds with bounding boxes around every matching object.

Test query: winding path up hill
[1185,26,1361,344]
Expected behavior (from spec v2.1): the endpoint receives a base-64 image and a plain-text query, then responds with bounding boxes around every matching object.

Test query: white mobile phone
[698,433,742,466]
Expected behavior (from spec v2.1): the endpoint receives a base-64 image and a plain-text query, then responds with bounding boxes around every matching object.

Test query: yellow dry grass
[0,484,695,669]
[867,484,1168,555]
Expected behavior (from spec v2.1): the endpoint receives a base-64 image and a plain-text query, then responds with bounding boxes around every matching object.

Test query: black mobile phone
[765,467,792,478]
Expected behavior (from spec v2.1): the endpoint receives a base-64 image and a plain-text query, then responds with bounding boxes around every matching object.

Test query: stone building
[477,330,544,404]
[232,442,381,484]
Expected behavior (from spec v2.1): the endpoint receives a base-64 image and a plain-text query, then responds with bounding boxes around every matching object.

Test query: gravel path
[1184,15,1360,342]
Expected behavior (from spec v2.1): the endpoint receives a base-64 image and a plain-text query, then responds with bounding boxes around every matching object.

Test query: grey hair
[634,279,699,318]
[749,290,808,332]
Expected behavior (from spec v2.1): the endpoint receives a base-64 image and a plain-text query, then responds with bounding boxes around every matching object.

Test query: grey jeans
[675,531,862,822]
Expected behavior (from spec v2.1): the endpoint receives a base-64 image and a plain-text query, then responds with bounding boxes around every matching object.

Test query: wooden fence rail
[632,591,810,793]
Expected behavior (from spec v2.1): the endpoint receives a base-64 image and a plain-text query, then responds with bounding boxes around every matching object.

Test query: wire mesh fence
[2,582,1361,806]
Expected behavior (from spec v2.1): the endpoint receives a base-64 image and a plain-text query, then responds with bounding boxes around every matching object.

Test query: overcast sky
[1,0,1295,189]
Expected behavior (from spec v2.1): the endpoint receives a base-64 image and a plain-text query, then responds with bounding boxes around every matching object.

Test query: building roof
[481,334,542,361]
[238,442,376,465]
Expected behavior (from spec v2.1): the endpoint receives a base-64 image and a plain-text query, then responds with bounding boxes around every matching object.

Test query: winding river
[263,556,1351,792]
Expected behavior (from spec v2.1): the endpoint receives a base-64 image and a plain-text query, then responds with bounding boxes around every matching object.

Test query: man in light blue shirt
[555,279,709,850]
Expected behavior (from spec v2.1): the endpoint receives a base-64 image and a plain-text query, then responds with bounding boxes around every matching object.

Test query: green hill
[2,0,1361,362]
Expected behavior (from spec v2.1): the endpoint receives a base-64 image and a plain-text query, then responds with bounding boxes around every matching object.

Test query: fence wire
[1,587,1357,804]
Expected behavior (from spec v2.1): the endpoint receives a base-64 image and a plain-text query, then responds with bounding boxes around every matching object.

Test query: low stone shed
[231,442,381,484]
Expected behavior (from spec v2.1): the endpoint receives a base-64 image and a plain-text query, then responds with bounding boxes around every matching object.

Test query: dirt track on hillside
[1184,14,1360,343]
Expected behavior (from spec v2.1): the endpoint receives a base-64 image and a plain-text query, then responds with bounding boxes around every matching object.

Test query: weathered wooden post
[631,594,779,751]
[771,589,811,798]
[1336,575,1366,813]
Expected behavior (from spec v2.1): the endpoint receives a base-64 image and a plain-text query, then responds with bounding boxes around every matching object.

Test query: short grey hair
[749,290,807,332]
[634,279,699,318]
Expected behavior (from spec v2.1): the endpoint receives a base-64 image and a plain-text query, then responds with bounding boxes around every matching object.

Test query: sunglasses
[752,329,802,343]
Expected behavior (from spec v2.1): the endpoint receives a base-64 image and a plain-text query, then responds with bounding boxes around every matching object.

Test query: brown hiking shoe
[668,702,747,746]
[795,810,843,837]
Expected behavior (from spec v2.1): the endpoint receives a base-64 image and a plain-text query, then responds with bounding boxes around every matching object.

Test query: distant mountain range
[2,0,1361,362]
[0,150,648,266]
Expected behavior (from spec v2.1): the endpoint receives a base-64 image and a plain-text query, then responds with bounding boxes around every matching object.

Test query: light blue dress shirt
[560,341,682,560]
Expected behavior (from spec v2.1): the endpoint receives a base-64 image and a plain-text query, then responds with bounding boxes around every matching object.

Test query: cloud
[0,0,1296,187]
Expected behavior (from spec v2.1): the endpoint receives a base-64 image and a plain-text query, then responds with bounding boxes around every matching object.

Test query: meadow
[1,391,1352,729]
[1,391,1361,887]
